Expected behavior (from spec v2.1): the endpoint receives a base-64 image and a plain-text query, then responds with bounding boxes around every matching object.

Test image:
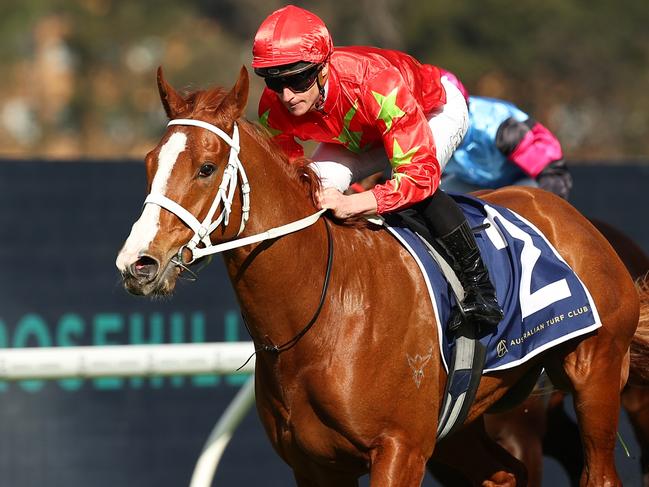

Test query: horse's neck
[224,221,329,348]
[223,131,330,344]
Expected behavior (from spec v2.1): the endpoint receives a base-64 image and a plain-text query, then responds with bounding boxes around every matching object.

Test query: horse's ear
[222,66,249,121]
[157,66,187,118]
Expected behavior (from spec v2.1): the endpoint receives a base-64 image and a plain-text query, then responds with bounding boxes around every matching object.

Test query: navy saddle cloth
[383,193,601,373]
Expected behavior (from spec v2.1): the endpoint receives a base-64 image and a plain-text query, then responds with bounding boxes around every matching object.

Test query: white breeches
[309,76,469,191]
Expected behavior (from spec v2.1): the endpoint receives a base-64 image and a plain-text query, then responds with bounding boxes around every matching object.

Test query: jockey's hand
[316,187,378,219]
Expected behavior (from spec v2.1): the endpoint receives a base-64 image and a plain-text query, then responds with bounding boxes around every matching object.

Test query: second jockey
[440,74,572,200]
[251,5,503,331]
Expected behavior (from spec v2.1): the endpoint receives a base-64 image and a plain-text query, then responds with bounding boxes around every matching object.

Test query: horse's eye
[199,163,216,178]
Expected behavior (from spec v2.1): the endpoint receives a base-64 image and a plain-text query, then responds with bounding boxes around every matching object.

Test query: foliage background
[1,0,647,160]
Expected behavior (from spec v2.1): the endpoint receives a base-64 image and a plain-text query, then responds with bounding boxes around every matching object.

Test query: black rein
[238,216,334,369]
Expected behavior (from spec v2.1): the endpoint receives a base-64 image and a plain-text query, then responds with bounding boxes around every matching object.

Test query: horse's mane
[180,86,322,206]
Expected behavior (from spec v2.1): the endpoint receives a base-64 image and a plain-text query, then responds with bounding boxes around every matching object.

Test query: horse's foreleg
[483,395,547,487]
[368,436,427,487]
[430,418,527,487]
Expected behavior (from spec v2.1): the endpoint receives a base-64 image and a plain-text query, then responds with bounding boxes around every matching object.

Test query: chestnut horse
[116,66,649,486]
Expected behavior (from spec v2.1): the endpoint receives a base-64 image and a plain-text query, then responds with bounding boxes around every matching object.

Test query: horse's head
[116,66,250,296]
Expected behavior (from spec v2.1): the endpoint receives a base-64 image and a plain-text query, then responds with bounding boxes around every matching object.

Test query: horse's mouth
[122,258,181,296]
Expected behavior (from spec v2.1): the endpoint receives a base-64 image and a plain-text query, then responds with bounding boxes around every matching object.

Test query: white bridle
[144,119,251,263]
[143,118,325,264]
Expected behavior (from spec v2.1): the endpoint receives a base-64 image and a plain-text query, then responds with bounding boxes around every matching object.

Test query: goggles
[262,64,322,94]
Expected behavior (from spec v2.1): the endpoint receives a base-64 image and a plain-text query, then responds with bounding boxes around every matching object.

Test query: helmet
[252,5,333,78]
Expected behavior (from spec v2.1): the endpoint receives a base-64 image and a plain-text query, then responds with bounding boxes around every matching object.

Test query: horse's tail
[629,276,649,385]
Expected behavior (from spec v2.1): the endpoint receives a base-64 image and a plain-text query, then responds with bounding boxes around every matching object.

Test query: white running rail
[0,341,258,487]
[189,375,256,487]
[0,342,255,379]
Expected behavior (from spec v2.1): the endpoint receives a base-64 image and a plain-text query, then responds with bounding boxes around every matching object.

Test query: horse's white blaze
[116,132,187,271]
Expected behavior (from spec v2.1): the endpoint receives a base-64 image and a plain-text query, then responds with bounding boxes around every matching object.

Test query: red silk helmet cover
[252,5,333,68]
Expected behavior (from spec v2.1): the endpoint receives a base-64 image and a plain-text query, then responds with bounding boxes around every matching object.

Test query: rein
[237,217,334,369]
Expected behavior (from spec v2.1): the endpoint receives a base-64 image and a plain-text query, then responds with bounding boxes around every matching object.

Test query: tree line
[0,0,646,160]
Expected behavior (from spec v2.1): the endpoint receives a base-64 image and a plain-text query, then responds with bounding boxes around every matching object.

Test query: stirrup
[447,307,499,335]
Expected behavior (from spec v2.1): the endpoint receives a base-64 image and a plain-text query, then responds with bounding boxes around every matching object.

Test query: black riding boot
[436,220,504,331]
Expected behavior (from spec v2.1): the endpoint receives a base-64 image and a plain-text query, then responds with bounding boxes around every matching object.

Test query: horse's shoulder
[337,220,409,250]
[332,220,424,273]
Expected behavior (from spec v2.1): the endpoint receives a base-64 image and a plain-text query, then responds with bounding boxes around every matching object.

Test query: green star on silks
[372,87,405,133]
[390,139,419,187]
[333,102,363,153]
[259,109,282,137]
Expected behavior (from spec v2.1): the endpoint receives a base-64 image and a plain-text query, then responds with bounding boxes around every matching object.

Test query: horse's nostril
[131,255,160,281]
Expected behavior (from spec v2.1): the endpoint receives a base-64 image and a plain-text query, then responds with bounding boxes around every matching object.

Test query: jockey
[440,73,572,199]
[252,5,503,331]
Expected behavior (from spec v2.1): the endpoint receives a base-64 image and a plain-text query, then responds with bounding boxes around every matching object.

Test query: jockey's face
[275,64,328,116]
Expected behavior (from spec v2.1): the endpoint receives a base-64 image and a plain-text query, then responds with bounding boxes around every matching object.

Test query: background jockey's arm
[496,118,563,178]
[496,117,572,199]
